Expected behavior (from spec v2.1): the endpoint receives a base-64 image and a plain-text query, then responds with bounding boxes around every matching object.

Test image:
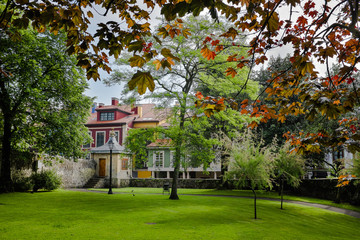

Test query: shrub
[12,170,33,192]
[31,170,61,192]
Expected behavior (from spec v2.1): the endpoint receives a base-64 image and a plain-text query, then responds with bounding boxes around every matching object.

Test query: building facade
[146,139,221,179]
[84,97,170,181]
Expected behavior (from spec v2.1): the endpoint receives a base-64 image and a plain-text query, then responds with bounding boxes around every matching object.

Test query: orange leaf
[225,67,237,78]
[200,46,216,60]
[248,121,258,129]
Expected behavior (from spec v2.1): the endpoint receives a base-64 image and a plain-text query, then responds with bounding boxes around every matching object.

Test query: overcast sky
[84,1,331,105]
[84,4,161,105]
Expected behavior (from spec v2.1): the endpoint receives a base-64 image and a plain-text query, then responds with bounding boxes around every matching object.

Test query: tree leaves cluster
[0,29,92,192]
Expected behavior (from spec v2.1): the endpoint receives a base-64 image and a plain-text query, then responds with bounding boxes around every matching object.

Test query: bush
[12,170,33,192]
[31,170,61,192]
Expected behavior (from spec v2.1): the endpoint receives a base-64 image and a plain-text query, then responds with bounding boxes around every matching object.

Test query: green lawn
[0,190,359,240]
[91,187,360,212]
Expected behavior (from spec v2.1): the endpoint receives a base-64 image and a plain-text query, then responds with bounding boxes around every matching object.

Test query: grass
[0,189,359,240]
[90,187,360,212]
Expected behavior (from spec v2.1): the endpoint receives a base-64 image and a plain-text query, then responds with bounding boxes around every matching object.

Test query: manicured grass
[0,190,359,240]
[91,187,360,212]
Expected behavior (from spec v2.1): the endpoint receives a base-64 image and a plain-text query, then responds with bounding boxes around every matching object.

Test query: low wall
[129,178,360,205]
[39,157,96,188]
[129,178,222,189]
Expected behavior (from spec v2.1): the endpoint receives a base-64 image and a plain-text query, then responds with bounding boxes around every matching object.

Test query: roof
[85,103,171,126]
[85,112,135,126]
[90,137,128,154]
[147,139,173,148]
[134,104,171,123]
[95,105,132,114]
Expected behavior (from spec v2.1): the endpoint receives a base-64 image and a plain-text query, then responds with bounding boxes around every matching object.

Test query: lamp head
[108,137,114,150]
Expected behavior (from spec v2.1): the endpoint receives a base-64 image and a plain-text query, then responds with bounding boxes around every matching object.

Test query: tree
[0,29,92,192]
[4,0,360,173]
[275,142,305,210]
[108,16,252,199]
[124,127,159,169]
[224,130,275,219]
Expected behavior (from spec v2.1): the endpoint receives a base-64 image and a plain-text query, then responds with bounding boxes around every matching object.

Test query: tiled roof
[134,104,171,123]
[86,103,171,125]
[95,105,132,114]
[147,139,173,148]
[85,113,135,126]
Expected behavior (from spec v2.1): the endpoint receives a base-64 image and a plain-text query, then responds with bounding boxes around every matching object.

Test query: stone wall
[38,156,96,188]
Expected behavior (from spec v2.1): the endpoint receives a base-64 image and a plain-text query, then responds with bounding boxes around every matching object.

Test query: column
[167,171,170,179]
[214,171,217,180]
[187,172,190,179]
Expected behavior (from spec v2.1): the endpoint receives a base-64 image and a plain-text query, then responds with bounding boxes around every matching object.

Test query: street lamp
[108,136,114,194]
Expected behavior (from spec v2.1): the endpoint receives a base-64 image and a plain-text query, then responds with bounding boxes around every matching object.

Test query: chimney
[98,103,104,108]
[137,105,143,118]
[131,105,143,118]
[111,97,119,106]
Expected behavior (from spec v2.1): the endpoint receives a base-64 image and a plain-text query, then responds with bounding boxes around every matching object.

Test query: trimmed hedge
[129,178,360,205]
[289,178,360,205]
[130,178,222,189]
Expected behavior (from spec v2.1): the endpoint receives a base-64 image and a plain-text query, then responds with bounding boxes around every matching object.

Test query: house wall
[87,127,123,148]
[148,148,172,168]
[147,148,221,177]
[92,153,131,182]
[133,122,158,128]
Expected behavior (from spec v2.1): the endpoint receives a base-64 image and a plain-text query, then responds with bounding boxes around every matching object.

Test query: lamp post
[108,136,114,194]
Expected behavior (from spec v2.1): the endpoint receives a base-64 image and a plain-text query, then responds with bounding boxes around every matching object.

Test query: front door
[99,158,106,177]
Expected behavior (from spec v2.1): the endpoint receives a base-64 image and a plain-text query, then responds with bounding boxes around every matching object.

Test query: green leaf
[129,55,146,67]
[161,48,180,62]
[128,41,144,53]
[128,71,155,95]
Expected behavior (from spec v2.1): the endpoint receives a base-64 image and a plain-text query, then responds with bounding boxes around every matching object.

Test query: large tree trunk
[169,102,186,200]
[218,152,229,189]
[0,117,13,192]
[169,146,180,200]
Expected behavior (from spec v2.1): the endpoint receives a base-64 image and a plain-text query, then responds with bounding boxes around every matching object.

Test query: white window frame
[154,151,164,168]
[96,131,105,147]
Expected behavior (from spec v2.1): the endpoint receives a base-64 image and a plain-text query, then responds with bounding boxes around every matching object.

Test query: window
[83,132,92,148]
[96,132,105,147]
[122,159,128,170]
[154,151,164,168]
[100,112,115,121]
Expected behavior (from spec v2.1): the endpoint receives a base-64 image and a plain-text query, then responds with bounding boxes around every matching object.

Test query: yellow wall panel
[137,171,152,178]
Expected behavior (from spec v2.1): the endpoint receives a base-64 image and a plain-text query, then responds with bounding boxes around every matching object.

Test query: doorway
[99,158,106,177]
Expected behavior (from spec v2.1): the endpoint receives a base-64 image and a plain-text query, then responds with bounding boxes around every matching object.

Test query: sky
[83,1,331,105]
[84,4,161,105]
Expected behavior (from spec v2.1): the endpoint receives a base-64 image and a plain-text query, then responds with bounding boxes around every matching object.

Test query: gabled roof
[90,137,128,154]
[134,104,171,123]
[95,105,133,114]
[147,139,173,148]
[85,112,135,126]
